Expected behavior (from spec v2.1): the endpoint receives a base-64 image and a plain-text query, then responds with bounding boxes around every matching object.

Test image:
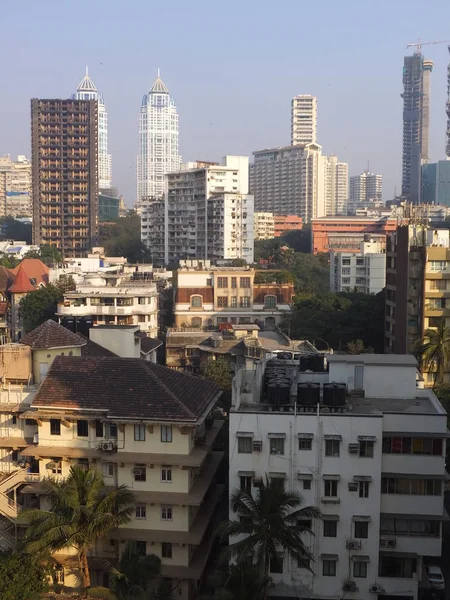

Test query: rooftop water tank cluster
[297,382,346,408]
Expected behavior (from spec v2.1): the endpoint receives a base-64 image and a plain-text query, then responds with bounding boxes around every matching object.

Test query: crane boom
[406,39,450,53]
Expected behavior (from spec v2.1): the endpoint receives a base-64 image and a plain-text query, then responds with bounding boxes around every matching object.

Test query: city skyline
[1,0,450,205]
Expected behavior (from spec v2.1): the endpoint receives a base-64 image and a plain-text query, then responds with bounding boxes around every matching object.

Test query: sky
[1,0,450,206]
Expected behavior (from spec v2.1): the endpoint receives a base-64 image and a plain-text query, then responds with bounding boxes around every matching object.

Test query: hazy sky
[2,0,450,205]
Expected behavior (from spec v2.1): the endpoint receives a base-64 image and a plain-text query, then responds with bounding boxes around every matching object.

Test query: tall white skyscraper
[73,67,112,190]
[291,95,317,145]
[349,171,383,212]
[137,70,181,202]
[324,155,349,216]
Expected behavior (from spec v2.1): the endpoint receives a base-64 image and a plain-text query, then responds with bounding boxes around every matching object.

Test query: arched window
[264,295,277,309]
[190,295,203,308]
[191,317,202,327]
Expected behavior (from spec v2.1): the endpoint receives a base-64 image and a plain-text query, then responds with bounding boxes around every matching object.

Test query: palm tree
[88,542,161,600]
[221,476,320,600]
[415,319,450,386]
[18,466,135,589]
[201,562,269,600]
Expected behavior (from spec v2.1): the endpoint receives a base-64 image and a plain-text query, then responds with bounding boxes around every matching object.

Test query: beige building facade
[0,155,32,218]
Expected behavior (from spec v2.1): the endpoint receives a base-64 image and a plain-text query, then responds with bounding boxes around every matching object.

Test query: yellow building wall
[117,463,190,494]
[33,346,82,384]
[121,424,194,455]
[129,503,189,532]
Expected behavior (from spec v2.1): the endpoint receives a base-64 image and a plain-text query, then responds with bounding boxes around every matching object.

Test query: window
[25,418,35,425]
[240,476,252,494]
[190,295,202,307]
[240,277,251,288]
[161,425,173,443]
[342,258,351,265]
[77,420,88,437]
[359,440,374,457]
[238,436,252,453]
[303,479,312,490]
[106,423,118,439]
[354,521,369,539]
[269,554,283,574]
[50,419,61,436]
[324,480,338,497]
[134,424,146,441]
[50,459,62,475]
[217,277,228,288]
[161,465,172,482]
[359,481,370,498]
[342,278,350,284]
[379,556,416,578]
[240,297,250,308]
[264,295,277,309]
[341,268,351,275]
[135,504,146,519]
[162,542,172,559]
[161,505,173,521]
[430,261,447,271]
[55,569,65,584]
[136,541,147,557]
[270,438,284,455]
[218,297,228,308]
[380,517,440,537]
[299,438,312,450]
[230,296,237,308]
[102,463,115,478]
[231,277,237,288]
[95,420,103,438]
[270,477,285,491]
[354,561,367,578]
[382,436,442,455]
[298,557,311,569]
[134,464,146,482]
[381,477,442,495]
[322,560,336,576]
[138,297,146,304]
[430,279,446,290]
[325,439,340,457]
[12,416,17,425]
[323,520,337,537]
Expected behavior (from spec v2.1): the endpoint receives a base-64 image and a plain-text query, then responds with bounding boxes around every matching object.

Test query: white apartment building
[141,156,254,264]
[325,155,349,216]
[230,354,447,600]
[0,155,32,217]
[56,272,158,336]
[73,68,112,190]
[349,172,383,214]
[137,71,181,202]
[330,239,386,294]
[254,212,275,240]
[291,95,318,145]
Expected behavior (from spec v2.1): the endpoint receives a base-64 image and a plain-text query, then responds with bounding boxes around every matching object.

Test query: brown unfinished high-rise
[31,99,98,258]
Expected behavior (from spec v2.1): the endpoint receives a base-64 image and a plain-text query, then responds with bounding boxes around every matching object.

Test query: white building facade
[229,354,447,600]
[137,71,181,203]
[325,155,349,216]
[291,95,318,145]
[73,68,112,190]
[330,240,386,294]
[0,155,32,218]
[349,172,383,214]
[254,212,275,240]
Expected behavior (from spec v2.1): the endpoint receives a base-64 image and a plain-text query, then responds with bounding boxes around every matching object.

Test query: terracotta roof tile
[8,265,37,293]
[20,320,86,350]
[0,266,15,292]
[10,258,49,286]
[32,356,220,422]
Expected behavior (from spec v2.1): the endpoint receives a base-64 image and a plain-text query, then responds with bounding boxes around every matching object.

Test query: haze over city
[1,0,450,203]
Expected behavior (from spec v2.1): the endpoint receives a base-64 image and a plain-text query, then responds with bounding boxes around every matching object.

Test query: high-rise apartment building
[349,171,383,213]
[73,67,111,191]
[250,144,325,223]
[31,99,98,258]
[137,71,181,203]
[0,155,32,217]
[324,155,348,216]
[330,239,386,294]
[401,54,433,204]
[291,95,317,145]
[141,156,253,264]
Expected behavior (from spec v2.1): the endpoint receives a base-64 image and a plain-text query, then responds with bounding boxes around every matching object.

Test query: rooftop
[327,354,418,367]
[20,320,86,350]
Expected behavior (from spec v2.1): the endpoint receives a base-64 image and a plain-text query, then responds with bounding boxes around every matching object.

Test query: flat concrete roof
[349,392,439,415]
[328,354,417,367]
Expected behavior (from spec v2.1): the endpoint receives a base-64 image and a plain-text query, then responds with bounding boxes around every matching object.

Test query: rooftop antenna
[157,67,160,78]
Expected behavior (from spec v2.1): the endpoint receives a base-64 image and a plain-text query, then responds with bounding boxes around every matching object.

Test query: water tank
[323,383,346,407]
[300,355,314,372]
[61,316,76,333]
[310,355,325,373]
[278,382,291,405]
[77,316,94,337]
[267,382,279,406]
[297,382,320,406]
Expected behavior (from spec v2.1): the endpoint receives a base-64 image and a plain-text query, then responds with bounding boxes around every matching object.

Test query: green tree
[0,550,49,600]
[88,542,161,600]
[346,339,374,354]
[221,476,320,600]
[200,358,230,410]
[24,244,62,265]
[0,217,32,244]
[100,211,151,263]
[415,319,450,387]
[280,224,311,253]
[19,466,135,589]
[0,255,19,269]
[19,283,63,333]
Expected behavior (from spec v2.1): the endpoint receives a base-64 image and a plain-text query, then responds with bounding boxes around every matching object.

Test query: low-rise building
[229,353,447,600]
[312,216,397,254]
[254,212,275,240]
[274,215,303,237]
[330,239,386,294]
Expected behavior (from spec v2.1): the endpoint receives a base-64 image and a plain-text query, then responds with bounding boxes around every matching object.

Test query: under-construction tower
[446,46,450,157]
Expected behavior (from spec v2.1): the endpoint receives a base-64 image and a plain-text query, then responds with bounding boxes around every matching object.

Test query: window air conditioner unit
[369,584,386,594]
[346,539,361,550]
[348,443,359,454]
[101,441,114,452]
[380,537,396,548]
[252,440,262,451]
[348,482,358,491]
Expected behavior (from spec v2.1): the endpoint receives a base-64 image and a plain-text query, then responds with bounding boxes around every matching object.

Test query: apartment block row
[330,239,386,294]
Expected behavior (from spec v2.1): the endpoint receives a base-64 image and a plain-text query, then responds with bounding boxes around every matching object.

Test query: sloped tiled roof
[20,320,86,350]
[0,266,15,292]
[32,356,220,423]
[11,258,49,286]
[140,336,163,354]
[78,335,117,358]
[8,265,38,293]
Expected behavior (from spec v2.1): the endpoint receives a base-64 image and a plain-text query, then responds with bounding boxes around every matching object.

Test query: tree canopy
[24,244,62,265]
[0,217,32,244]
[200,358,231,410]
[99,211,151,263]
[19,283,64,333]
[415,319,450,387]
[0,550,49,600]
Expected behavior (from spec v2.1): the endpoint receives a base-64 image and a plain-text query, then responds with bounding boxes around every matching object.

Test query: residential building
[141,156,253,264]
[73,67,111,190]
[254,212,275,240]
[311,216,397,254]
[174,261,293,329]
[324,155,348,216]
[0,155,32,218]
[0,241,40,260]
[250,144,326,223]
[274,215,303,237]
[229,353,447,600]
[56,272,159,336]
[402,54,433,204]
[291,95,317,145]
[447,46,450,158]
[349,171,383,214]
[330,239,386,294]
[137,71,181,203]
[421,160,450,206]
[31,98,98,257]
[0,356,223,598]
[98,193,120,222]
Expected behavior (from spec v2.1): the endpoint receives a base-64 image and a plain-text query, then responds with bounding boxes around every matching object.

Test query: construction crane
[406,39,450,53]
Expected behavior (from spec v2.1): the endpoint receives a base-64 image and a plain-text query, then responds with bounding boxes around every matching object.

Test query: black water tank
[323,383,346,407]
[310,355,325,373]
[267,382,279,406]
[298,382,320,406]
[278,382,291,405]
[77,316,93,337]
[300,355,315,372]
[61,316,76,333]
